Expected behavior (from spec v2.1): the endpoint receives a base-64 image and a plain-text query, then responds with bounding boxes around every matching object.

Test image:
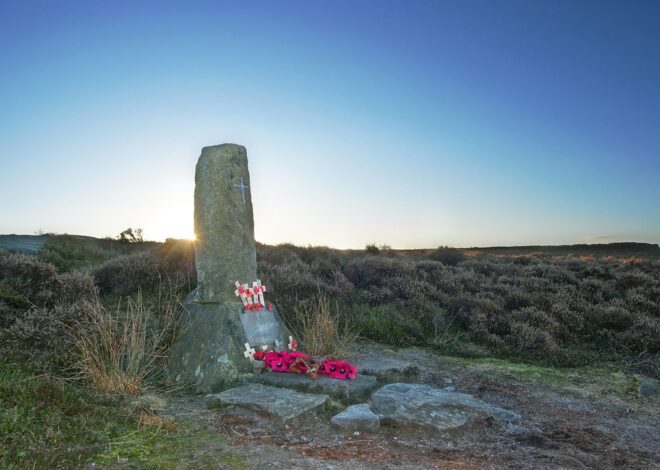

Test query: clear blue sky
[1,1,658,248]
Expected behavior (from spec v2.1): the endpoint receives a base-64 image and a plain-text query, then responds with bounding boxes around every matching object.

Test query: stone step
[206,383,328,420]
[251,371,378,402]
[371,383,520,431]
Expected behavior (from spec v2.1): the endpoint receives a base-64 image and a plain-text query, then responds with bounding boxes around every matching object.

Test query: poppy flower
[285,351,305,365]
[345,363,357,380]
[318,360,357,380]
[264,351,283,369]
[253,350,265,361]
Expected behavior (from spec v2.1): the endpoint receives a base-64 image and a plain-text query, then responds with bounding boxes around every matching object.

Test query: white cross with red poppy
[288,336,297,351]
[252,280,266,307]
[234,281,252,309]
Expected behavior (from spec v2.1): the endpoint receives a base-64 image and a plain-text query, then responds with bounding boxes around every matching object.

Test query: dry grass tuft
[73,290,183,394]
[137,410,176,431]
[289,295,358,358]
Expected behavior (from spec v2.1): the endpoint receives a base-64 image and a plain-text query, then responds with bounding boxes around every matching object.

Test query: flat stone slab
[207,384,328,420]
[350,347,447,382]
[371,383,520,432]
[252,371,378,402]
[331,404,380,432]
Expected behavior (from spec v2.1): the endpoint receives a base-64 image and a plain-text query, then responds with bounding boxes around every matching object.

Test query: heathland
[1,234,658,468]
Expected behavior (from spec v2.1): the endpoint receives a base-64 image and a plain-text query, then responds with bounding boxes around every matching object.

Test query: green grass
[439,354,646,402]
[0,359,250,469]
[0,359,157,469]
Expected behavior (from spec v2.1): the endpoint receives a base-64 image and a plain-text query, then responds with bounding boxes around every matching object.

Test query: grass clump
[74,290,184,394]
[285,295,357,358]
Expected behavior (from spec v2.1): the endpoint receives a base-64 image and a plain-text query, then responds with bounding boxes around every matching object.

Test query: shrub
[94,244,196,296]
[351,303,419,345]
[7,298,98,366]
[429,247,466,265]
[0,253,60,307]
[94,251,162,295]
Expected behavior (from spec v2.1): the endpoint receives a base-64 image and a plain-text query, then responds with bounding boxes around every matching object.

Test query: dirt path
[100,347,660,469]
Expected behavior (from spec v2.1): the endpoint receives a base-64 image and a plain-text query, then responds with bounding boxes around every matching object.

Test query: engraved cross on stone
[233,176,249,205]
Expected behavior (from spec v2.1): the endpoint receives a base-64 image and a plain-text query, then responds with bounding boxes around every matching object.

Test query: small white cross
[243,342,256,362]
[252,280,266,307]
[288,336,296,351]
[234,281,249,308]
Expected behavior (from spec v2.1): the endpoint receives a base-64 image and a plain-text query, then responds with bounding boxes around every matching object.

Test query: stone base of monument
[168,290,292,393]
[252,370,378,403]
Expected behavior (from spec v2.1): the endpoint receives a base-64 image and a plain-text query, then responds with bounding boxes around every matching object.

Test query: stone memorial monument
[168,144,290,392]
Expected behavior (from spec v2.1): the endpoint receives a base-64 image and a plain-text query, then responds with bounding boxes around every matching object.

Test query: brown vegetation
[256,243,660,376]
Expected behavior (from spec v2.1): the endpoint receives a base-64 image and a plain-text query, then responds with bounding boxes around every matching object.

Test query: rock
[350,347,454,383]
[168,144,290,392]
[168,293,252,392]
[253,371,378,402]
[194,143,257,303]
[638,380,660,397]
[207,384,328,420]
[331,404,380,432]
[352,352,423,382]
[371,383,520,432]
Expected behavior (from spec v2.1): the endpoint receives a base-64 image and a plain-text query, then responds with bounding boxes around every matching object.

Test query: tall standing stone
[194,144,257,303]
[168,144,290,393]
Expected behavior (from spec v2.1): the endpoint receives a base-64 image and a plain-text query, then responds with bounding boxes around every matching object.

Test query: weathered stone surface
[350,348,440,382]
[194,144,257,303]
[168,292,251,393]
[638,380,660,397]
[168,143,292,392]
[238,306,291,349]
[331,404,380,432]
[207,384,328,420]
[371,383,520,431]
[252,371,378,402]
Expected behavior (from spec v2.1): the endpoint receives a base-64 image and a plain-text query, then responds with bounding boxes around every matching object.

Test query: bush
[429,247,466,266]
[94,251,162,295]
[257,242,660,376]
[0,253,98,334]
[0,253,61,307]
[94,246,195,296]
[7,298,99,366]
